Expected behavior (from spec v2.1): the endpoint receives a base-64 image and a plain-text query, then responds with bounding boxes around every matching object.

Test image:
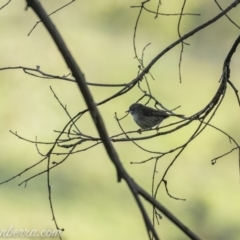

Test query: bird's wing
[144,106,169,118]
[151,110,169,117]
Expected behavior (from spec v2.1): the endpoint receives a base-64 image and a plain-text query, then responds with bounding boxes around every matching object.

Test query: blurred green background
[0,0,240,239]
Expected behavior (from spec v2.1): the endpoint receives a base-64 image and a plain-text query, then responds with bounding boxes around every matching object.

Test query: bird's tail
[169,113,185,119]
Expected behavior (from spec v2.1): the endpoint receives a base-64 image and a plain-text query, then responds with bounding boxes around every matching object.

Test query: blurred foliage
[0,0,240,239]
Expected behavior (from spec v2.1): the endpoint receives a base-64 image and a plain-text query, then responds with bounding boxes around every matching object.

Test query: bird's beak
[126,110,129,113]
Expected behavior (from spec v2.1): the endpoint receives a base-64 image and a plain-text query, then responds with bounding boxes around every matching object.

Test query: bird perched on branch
[126,103,184,129]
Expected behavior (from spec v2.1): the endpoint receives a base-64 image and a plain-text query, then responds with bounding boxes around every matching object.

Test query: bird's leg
[155,124,160,132]
[137,128,142,134]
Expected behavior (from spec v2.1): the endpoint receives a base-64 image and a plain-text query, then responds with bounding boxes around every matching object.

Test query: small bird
[126,103,184,129]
